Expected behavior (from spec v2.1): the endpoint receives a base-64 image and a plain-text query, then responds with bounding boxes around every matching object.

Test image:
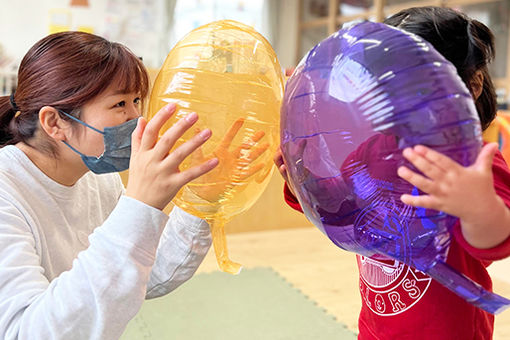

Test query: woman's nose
[126,104,141,121]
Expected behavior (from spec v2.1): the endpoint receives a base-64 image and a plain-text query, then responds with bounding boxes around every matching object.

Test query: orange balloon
[147,20,284,274]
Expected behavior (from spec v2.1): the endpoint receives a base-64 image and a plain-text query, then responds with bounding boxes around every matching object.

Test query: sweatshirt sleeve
[145,206,212,299]
[0,195,168,340]
[283,183,304,213]
[115,177,211,299]
[452,150,510,262]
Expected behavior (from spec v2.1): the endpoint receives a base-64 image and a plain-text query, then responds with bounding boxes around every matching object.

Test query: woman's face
[68,81,142,158]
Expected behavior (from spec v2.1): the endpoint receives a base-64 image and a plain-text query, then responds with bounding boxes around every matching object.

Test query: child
[275,7,510,339]
[0,31,219,339]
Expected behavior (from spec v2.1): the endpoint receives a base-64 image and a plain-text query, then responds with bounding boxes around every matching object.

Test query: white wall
[0,0,167,68]
[0,0,51,61]
[273,0,299,69]
[0,0,104,62]
[0,0,299,70]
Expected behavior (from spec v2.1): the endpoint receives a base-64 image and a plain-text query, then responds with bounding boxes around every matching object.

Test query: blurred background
[1,1,510,338]
[2,0,510,95]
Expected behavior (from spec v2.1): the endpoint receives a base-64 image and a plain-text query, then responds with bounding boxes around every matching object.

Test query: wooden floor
[196,227,510,339]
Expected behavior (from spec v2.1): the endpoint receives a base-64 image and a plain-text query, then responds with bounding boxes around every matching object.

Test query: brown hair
[384,7,497,130]
[0,31,149,152]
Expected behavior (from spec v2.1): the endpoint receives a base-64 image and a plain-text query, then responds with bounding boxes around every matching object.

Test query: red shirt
[283,150,510,339]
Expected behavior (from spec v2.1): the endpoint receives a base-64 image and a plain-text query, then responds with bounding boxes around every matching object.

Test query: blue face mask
[59,110,138,174]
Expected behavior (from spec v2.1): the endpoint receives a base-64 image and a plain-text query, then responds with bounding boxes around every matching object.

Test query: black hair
[384,6,496,130]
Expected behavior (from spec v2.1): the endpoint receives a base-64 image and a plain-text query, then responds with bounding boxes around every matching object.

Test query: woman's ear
[38,106,69,141]
[469,70,484,100]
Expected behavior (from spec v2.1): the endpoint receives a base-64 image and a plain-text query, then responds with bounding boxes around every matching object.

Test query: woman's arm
[117,173,212,299]
[0,103,218,339]
[145,206,212,299]
[0,196,168,340]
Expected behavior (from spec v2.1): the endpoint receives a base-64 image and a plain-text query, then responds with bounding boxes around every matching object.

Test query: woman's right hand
[125,103,219,210]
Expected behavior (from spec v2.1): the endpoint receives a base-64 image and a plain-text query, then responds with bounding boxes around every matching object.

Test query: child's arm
[398,143,510,249]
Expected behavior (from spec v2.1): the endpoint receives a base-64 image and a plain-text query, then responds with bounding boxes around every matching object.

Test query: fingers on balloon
[279,164,288,177]
[273,149,284,167]
[154,112,199,160]
[234,162,265,182]
[131,117,146,153]
[220,118,245,150]
[237,143,270,168]
[411,145,458,171]
[250,142,270,160]
[397,166,434,194]
[173,129,212,164]
[150,102,176,126]
[400,193,437,210]
[234,130,266,158]
[190,128,207,163]
[181,157,219,184]
[285,68,295,77]
[402,147,445,180]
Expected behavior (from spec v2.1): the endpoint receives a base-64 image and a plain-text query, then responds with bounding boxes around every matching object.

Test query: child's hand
[126,103,218,210]
[273,147,289,182]
[285,68,295,77]
[274,140,309,197]
[274,146,296,197]
[187,118,269,203]
[398,143,510,249]
[398,143,498,219]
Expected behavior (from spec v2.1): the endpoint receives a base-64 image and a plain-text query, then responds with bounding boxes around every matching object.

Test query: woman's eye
[134,97,141,105]
[115,101,126,107]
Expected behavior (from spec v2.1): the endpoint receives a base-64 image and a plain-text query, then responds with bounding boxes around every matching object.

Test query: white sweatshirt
[0,145,212,340]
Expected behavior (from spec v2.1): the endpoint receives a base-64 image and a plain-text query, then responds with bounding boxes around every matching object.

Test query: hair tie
[9,93,20,112]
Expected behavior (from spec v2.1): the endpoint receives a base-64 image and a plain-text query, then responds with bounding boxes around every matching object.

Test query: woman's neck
[15,142,88,186]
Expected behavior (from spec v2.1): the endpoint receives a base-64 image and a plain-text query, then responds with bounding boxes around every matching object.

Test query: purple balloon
[281,21,510,314]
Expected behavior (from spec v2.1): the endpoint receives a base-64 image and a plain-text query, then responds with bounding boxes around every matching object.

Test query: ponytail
[0,95,18,146]
[0,91,40,148]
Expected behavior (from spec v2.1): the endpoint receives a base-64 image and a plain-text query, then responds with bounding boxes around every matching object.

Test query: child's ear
[38,106,69,141]
[469,70,484,100]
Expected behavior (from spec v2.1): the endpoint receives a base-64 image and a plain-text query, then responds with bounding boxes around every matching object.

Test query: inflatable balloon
[148,20,284,274]
[281,21,510,314]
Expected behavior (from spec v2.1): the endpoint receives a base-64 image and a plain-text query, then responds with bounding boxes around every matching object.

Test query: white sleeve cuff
[94,195,169,256]
[168,205,210,234]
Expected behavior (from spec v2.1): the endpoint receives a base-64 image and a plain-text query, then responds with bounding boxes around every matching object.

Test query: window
[171,0,266,48]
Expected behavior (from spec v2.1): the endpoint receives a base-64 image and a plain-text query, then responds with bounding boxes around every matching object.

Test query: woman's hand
[126,103,218,210]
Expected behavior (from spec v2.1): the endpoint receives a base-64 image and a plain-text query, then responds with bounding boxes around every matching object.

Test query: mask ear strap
[62,141,87,157]
[58,109,104,134]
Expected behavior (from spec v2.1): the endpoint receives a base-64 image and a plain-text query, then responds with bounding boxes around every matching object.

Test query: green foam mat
[121,267,356,340]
